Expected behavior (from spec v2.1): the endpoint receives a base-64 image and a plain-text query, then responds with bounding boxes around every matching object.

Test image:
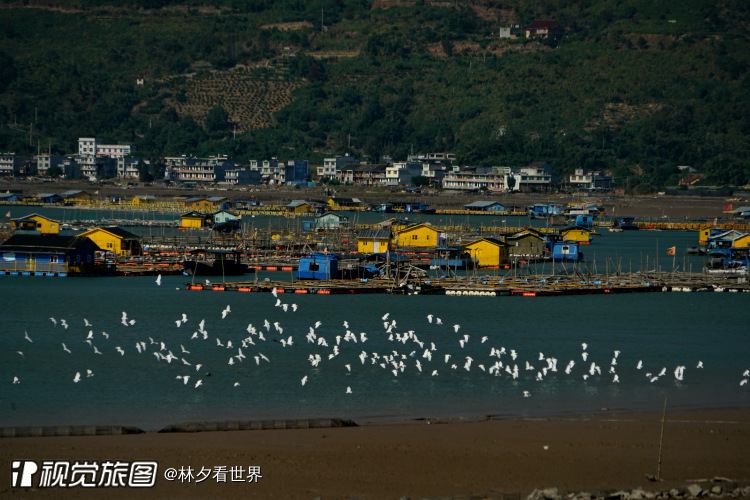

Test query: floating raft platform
[185,272,750,296]
[185,279,392,294]
[116,263,184,276]
[248,264,298,272]
[183,278,721,296]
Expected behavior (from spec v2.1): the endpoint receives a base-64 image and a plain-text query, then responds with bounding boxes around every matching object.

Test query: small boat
[183,249,248,276]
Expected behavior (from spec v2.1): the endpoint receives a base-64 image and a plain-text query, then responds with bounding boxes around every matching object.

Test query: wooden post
[656,396,668,480]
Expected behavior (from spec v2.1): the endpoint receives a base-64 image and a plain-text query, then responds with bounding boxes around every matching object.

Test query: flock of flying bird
[9,282,750,404]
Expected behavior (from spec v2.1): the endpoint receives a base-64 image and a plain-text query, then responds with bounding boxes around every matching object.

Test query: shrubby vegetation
[0,0,748,191]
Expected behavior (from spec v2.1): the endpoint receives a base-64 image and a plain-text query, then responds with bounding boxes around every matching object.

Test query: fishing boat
[183,249,248,276]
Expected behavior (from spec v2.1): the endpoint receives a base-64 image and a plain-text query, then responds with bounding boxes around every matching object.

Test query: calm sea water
[2,206,747,430]
[1,273,748,431]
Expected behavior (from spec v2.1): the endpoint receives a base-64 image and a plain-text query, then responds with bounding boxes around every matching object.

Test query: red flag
[724,204,732,211]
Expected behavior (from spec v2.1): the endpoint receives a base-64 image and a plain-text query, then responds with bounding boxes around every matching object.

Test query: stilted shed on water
[297,253,339,280]
[463,237,510,267]
[78,227,142,257]
[11,213,61,235]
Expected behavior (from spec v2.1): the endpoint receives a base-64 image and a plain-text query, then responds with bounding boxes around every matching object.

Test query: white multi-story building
[568,168,613,190]
[77,137,133,179]
[118,157,144,179]
[0,153,25,177]
[443,167,505,192]
[505,162,555,192]
[165,156,242,183]
[78,137,132,157]
[385,162,423,186]
[318,155,359,179]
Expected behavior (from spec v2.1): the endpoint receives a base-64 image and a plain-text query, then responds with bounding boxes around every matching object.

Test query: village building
[326,197,363,211]
[184,196,228,211]
[464,201,506,212]
[505,229,548,259]
[385,162,423,186]
[338,164,387,186]
[35,154,67,177]
[568,169,613,191]
[0,234,101,275]
[60,190,93,203]
[36,193,63,204]
[165,156,243,184]
[180,211,208,228]
[78,227,142,256]
[286,200,312,214]
[313,212,350,231]
[318,155,359,180]
[211,210,240,225]
[132,195,157,205]
[394,223,443,248]
[523,19,566,41]
[0,192,20,203]
[11,213,61,235]
[357,229,392,254]
[560,226,593,244]
[0,153,26,177]
[463,237,510,267]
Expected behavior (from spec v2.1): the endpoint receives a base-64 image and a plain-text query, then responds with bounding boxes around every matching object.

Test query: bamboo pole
[656,396,668,481]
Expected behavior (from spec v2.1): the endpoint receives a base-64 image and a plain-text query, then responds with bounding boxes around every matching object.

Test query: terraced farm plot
[167,69,302,132]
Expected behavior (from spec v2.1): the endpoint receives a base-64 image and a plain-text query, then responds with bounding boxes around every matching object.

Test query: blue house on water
[0,234,101,275]
[551,241,582,261]
[297,253,339,280]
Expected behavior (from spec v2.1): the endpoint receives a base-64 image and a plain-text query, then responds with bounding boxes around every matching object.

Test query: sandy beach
[2,408,749,499]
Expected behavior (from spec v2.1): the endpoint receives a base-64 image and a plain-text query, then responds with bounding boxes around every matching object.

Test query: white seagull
[155,274,162,286]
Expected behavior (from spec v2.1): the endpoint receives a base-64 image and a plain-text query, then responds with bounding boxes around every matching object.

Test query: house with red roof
[523,19,566,41]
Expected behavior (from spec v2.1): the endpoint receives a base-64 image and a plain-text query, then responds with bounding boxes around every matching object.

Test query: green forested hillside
[0,0,748,191]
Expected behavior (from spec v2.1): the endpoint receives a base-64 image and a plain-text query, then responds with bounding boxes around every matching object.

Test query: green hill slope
[0,0,748,190]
